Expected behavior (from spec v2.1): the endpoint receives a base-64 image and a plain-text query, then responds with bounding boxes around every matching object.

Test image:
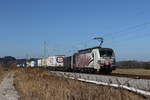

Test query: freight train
[42,46,116,74]
[17,46,116,74]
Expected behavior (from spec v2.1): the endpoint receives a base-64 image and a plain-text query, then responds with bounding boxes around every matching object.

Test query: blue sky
[0,0,150,61]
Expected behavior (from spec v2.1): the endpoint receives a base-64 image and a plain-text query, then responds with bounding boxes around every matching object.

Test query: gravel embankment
[0,72,20,100]
[50,71,150,91]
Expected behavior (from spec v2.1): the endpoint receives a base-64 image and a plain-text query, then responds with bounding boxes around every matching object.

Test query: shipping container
[46,55,65,67]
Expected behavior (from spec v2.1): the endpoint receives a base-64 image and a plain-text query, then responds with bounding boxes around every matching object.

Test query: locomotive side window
[92,53,94,58]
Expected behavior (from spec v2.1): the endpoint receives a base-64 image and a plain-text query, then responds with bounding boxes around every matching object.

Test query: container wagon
[46,55,65,70]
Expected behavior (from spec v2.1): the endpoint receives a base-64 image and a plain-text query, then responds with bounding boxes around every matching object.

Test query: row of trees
[0,56,16,67]
[0,56,39,68]
[116,61,150,69]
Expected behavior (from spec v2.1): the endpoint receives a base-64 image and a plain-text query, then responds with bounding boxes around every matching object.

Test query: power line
[44,41,47,58]
[106,25,150,42]
[106,32,150,46]
[102,22,150,38]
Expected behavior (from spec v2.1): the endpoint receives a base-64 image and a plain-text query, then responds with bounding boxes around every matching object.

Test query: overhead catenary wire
[105,32,150,47]
[102,22,150,38]
[92,22,150,46]
[105,27,150,44]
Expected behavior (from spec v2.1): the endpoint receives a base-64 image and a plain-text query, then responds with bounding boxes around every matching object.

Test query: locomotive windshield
[99,49,113,57]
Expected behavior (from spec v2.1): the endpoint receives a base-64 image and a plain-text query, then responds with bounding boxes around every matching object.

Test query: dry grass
[0,64,8,82]
[113,69,150,76]
[0,68,5,82]
[13,68,148,100]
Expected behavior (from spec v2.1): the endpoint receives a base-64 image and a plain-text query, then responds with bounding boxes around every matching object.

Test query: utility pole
[26,53,29,60]
[43,41,47,67]
[44,41,46,58]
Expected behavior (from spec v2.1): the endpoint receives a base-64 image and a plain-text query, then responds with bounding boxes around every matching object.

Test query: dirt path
[0,72,20,100]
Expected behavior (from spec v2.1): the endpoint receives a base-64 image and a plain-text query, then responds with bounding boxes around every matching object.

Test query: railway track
[109,73,150,80]
[69,72,150,80]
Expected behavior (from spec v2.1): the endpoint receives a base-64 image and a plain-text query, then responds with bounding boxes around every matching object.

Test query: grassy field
[13,68,148,100]
[112,68,150,76]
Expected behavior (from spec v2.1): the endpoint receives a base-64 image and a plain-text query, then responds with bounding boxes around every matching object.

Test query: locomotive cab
[98,48,116,72]
[90,47,115,72]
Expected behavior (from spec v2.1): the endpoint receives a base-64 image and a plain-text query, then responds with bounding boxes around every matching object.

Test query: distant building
[16,59,27,67]
[26,58,38,67]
